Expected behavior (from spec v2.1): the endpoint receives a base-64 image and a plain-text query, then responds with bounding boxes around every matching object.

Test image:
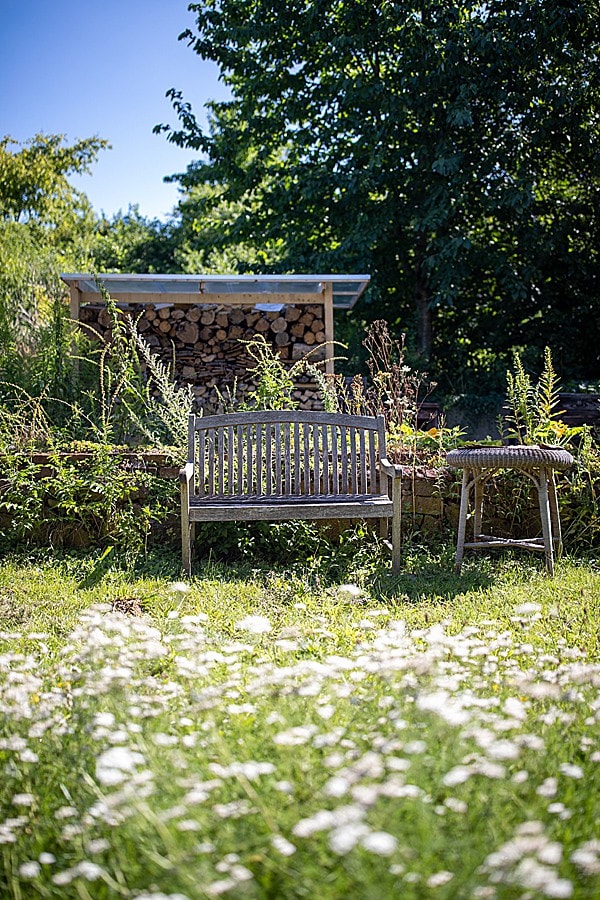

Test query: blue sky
[0,0,230,220]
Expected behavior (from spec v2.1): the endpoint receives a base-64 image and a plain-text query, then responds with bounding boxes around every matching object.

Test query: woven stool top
[446,445,574,471]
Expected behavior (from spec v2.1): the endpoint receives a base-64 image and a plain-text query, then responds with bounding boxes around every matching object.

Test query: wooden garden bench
[180,410,402,574]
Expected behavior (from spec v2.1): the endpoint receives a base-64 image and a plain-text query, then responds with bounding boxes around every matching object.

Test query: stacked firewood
[78,302,326,410]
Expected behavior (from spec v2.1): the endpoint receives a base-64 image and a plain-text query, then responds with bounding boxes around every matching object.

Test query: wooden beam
[69,283,80,379]
[77,291,324,306]
[69,283,81,321]
[323,282,335,376]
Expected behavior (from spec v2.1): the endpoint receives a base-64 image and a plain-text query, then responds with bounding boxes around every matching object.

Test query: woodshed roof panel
[61,273,370,310]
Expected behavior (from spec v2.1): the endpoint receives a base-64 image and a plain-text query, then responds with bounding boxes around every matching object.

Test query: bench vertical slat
[227,425,235,495]
[331,425,339,495]
[303,423,311,494]
[340,425,349,493]
[255,423,263,496]
[266,423,273,496]
[359,429,367,494]
[322,425,330,494]
[217,429,225,497]
[236,425,244,494]
[294,422,301,495]
[246,425,254,494]
[274,423,282,494]
[198,428,206,497]
[369,431,377,492]
[284,422,292,495]
[313,423,320,494]
[208,430,215,496]
[350,427,358,493]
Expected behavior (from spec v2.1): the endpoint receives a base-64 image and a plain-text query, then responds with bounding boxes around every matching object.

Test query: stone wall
[2,453,555,546]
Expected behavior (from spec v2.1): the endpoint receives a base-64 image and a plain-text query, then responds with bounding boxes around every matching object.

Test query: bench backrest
[187,411,388,499]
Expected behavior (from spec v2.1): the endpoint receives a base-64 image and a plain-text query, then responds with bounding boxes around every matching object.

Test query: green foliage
[0,133,106,233]
[218,333,337,412]
[503,347,582,446]
[0,448,169,562]
[91,206,177,274]
[159,0,600,390]
[560,431,600,551]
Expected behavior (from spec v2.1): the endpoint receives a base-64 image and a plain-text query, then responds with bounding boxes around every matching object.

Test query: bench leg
[391,473,402,574]
[181,507,194,577]
[379,517,389,540]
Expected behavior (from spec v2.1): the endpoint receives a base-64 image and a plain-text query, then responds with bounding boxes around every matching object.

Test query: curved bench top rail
[189,411,386,431]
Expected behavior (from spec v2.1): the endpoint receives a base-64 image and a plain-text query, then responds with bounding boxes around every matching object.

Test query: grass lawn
[0,540,598,898]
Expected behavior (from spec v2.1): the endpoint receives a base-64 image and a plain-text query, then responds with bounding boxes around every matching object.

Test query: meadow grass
[0,541,598,898]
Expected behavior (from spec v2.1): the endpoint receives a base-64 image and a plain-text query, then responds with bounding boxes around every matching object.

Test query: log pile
[79,302,327,410]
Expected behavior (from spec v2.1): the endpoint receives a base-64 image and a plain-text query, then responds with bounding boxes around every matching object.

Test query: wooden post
[323,282,335,376]
[69,283,81,378]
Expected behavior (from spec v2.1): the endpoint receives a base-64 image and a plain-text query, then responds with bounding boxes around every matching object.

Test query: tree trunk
[414,238,433,361]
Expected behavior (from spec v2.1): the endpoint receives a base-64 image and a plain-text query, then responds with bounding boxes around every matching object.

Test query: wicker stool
[446,445,574,576]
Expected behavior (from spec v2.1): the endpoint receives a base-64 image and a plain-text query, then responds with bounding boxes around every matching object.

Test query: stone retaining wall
[1,452,555,546]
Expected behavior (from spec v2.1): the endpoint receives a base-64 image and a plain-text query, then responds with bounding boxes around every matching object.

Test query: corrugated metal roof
[60,273,370,310]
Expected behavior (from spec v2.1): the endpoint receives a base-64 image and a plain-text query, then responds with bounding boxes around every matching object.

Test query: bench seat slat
[189,494,393,522]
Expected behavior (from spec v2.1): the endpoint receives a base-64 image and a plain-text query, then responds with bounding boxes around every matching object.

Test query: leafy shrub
[0,448,177,562]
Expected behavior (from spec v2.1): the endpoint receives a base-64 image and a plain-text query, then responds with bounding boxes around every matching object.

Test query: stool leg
[455,468,472,575]
[538,468,554,576]
[548,472,563,558]
[473,471,484,541]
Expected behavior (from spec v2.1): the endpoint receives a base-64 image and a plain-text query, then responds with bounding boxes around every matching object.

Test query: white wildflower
[235,615,272,634]
[96,746,145,786]
[536,777,558,798]
[169,582,190,593]
[360,831,398,856]
[177,820,201,831]
[559,763,583,779]
[571,840,600,875]
[329,822,370,855]
[443,765,474,787]
[205,879,236,896]
[273,725,318,746]
[514,602,542,616]
[11,793,35,806]
[18,861,41,878]
[54,806,78,820]
[51,869,76,886]
[404,740,427,755]
[271,834,297,856]
[274,780,294,794]
[512,770,529,784]
[85,839,109,854]
[426,871,454,888]
[323,776,350,798]
[75,861,104,880]
[538,842,563,866]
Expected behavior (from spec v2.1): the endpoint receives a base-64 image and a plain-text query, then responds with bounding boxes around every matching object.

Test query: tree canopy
[0,133,108,237]
[159,0,600,390]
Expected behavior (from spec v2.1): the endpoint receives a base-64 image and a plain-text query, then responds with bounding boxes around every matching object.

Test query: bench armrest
[380,457,403,479]
[180,463,194,509]
[179,462,194,486]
